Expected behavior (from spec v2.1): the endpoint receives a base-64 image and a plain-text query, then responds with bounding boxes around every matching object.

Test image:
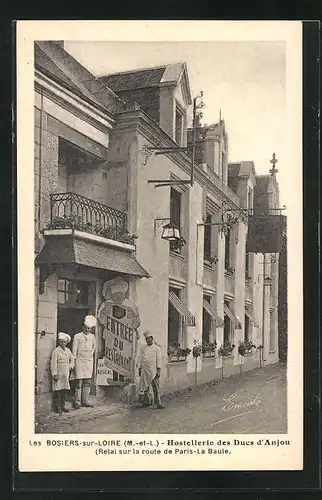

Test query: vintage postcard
[17,20,303,472]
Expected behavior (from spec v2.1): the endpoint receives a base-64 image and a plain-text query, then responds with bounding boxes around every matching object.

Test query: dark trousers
[54,390,67,412]
[144,376,161,406]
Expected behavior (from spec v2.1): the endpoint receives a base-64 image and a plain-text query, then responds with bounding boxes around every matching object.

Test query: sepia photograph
[17,21,302,471]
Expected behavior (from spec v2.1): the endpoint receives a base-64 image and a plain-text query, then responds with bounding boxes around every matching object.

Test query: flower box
[218,341,235,357]
[167,344,191,363]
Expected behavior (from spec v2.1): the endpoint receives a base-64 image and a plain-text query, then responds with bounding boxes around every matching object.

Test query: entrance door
[57,307,90,346]
[57,307,90,400]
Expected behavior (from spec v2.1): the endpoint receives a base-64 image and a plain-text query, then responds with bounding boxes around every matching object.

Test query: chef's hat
[84,315,97,328]
[143,330,153,339]
[58,332,71,343]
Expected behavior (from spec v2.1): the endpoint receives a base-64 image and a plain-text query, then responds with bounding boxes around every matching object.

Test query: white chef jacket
[50,346,74,391]
[72,331,96,380]
[138,343,162,392]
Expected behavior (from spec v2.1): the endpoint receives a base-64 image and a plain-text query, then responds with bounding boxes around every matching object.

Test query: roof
[99,62,192,104]
[35,44,81,95]
[99,66,167,91]
[35,237,150,278]
[35,41,124,115]
[255,175,271,192]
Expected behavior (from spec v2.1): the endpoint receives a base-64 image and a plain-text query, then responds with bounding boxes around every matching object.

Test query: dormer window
[175,104,184,145]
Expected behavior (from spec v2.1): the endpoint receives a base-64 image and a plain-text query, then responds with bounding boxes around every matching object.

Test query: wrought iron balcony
[47,192,137,245]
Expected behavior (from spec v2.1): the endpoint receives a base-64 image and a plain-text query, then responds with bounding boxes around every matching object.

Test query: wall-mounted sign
[97,277,141,379]
[96,358,113,386]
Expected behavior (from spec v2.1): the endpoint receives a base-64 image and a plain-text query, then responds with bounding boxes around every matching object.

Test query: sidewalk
[36,362,286,434]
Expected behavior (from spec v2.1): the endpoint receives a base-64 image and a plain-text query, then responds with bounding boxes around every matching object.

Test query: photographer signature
[222,392,261,412]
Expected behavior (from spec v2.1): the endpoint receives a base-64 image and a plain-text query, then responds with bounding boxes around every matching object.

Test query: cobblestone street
[37,363,287,434]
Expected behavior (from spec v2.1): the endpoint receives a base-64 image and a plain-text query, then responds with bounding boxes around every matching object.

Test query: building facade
[34,41,283,416]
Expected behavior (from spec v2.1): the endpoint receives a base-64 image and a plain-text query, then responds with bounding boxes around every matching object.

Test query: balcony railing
[47,192,137,245]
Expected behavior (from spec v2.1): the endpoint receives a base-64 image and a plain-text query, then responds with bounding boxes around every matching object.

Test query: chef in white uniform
[138,331,164,409]
[50,332,74,414]
[72,315,96,409]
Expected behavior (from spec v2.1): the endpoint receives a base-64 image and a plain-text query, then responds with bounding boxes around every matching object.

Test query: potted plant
[167,343,191,362]
[192,340,202,358]
[178,346,191,361]
[218,340,235,357]
[202,340,217,357]
[238,339,256,356]
[245,272,252,284]
[225,267,235,277]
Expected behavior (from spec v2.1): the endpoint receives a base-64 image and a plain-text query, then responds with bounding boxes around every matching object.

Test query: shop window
[75,281,89,306]
[170,187,182,253]
[57,279,94,308]
[168,287,182,347]
[175,106,184,145]
[58,279,74,306]
[203,214,212,262]
[202,295,212,344]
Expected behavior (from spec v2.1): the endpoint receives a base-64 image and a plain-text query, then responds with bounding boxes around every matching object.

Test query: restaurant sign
[97,277,140,379]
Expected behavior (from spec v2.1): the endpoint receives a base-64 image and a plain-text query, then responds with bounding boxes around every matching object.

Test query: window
[203,214,212,262]
[175,106,184,145]
[58,279,74,306]
[224,229,231,270]
[244,313,250,341]
[224,303,231,343]
[202,295,212,344]
[168,287,182,346]
[57,279,94,307]
[170,187,182,253]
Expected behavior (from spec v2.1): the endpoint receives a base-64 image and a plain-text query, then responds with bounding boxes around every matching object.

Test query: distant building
[34,41,284,417]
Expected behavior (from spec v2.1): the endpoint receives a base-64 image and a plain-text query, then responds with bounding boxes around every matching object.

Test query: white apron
[138,344,162,392]
[72,332,96,380]
[50,346,74,391]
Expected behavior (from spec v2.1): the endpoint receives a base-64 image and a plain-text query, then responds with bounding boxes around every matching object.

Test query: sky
[65,41,286,204]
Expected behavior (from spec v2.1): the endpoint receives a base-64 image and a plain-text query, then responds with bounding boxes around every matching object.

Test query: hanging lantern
[161,222,181,241]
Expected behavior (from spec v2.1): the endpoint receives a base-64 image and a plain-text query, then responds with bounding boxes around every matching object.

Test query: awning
[245,308,259,327]
[169,291,196,326]
[224,303,242,329]
[203,299,224,328]
[245,308,255,324]
[35,237,150,278]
